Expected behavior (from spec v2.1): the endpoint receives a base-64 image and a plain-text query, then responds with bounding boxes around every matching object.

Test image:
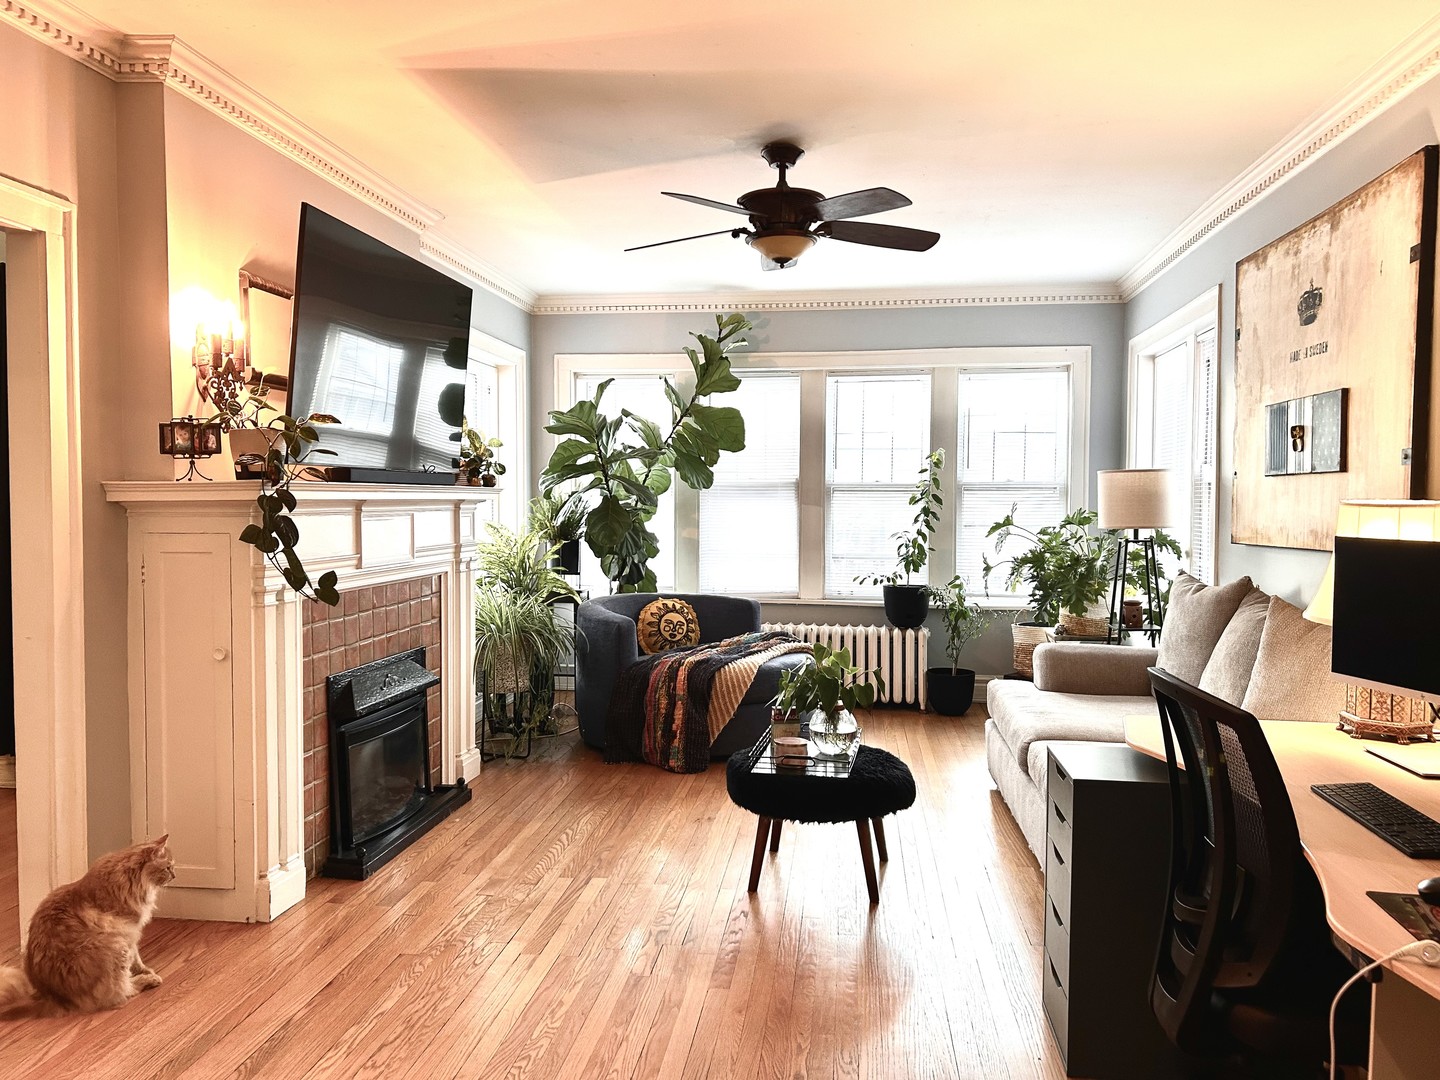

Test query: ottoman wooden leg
[872,817,888,862]
[769,818,783,852]
[748,816,771,892]
[856,819,880,905]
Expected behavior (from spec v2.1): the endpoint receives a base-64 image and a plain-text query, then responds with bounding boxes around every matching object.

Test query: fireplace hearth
[323,647,470,879]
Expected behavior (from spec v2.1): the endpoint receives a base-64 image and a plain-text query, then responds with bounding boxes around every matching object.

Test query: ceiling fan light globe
[748,231,816,267]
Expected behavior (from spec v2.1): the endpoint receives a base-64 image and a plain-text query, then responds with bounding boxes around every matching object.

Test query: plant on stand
[473,523,580,754]
[540,312,751,593]
[854,449,945,628]
[458,420,505,487]
[1113,527,1183,637]
[926,575,991,716]
[771,643,885,757]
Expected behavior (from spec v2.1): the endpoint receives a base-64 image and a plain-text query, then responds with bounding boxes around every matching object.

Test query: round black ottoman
[725,745,916,904]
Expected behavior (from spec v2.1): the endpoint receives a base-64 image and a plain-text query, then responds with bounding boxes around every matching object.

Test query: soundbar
[299,466,459,486]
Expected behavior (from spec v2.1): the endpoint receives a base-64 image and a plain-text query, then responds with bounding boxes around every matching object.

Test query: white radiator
[762,623,929,711]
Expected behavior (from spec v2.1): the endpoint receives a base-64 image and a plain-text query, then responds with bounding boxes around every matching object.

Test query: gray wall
[1125,76,1440,610]
[530,302,1127,675]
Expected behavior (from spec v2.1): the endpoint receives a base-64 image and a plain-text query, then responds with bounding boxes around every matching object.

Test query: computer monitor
[1332,536,1440,704]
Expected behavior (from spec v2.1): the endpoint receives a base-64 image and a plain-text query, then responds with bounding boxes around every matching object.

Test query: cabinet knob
[212,647,228,662]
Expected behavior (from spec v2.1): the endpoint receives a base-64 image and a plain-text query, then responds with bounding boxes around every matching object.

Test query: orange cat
[0,835,175,1017]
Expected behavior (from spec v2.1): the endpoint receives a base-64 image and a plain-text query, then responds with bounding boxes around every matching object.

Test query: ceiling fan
[625,141,940,270]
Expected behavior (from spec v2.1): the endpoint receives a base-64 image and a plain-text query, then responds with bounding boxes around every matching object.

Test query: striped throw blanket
[604,631,811,773]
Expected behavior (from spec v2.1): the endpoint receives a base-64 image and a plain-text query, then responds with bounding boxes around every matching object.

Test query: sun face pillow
[636,598,701,655]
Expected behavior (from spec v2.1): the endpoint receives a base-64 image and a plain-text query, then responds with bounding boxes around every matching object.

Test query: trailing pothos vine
[541,312,751,592]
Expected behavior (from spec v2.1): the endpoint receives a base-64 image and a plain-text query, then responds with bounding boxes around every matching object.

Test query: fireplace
[323,647,471,879]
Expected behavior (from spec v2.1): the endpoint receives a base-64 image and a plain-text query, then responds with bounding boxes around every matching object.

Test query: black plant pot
[552,539,581,575]
[882,584,929,629]
[927,667,976,717]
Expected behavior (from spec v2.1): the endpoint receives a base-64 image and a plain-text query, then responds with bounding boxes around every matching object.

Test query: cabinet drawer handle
[1054,762,1070,783]
[1052,802,1067,826]
[212,647,228,662]
[1051,841,1065,867]
[1050,899,1064,929]
[1049,959,1063,988]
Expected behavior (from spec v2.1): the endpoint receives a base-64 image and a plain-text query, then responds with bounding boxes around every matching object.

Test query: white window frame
[471,329,527,530]
[1126,286,1221,583]
[553,346,1090,606]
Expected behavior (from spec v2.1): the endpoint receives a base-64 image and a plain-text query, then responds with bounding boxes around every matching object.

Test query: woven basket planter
[1058,611,1109,638]
[1011,623,1050,678]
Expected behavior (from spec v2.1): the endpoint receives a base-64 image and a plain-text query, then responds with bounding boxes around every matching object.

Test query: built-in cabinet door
[140,532,235,890]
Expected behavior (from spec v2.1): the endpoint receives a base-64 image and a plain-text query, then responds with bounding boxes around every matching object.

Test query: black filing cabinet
[1043,742,1187,1079]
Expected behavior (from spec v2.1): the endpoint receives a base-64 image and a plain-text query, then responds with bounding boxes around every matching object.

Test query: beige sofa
[985,573,1344,863]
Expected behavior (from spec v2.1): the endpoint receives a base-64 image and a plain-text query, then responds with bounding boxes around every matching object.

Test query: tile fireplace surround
[104,482,497,923]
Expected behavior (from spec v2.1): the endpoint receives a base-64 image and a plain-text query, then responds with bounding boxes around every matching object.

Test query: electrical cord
[1328,938,1440,1079]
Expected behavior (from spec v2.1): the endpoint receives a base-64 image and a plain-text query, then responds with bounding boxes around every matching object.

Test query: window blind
[1190,329,1218,584]
[824,373,930,598]
[955,369,1070,600]
[699,374,801,595]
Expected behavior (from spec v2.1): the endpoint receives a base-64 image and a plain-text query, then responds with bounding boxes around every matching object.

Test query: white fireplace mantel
[103,480,497,922]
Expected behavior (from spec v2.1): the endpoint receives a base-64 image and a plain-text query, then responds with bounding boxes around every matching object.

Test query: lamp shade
[1303,500,1440,625]
[748,230,815,267]
[1096,469,1176,530]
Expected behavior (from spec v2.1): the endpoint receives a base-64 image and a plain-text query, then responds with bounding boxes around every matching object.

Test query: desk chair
[1148,668,1368,1075]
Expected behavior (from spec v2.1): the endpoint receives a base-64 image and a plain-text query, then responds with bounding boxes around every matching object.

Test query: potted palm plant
[771,643,884,756]
[926,575,990,716]
[854,449,944,628]
[473,523,579,745]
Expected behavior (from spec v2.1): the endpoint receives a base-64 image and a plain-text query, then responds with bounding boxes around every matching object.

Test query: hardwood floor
[0,787,16,962]
[0,709,1065,1079]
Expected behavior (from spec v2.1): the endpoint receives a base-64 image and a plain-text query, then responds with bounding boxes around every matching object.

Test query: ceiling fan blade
[625,228,740,252]
[662,192,752,217]
[813,187,912,221]
[821,220,939,251]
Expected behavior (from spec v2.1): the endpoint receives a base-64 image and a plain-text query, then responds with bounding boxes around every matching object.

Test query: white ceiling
[79,1,1440,299]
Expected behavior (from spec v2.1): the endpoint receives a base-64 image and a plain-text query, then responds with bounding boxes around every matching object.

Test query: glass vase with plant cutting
[772,643,885,756]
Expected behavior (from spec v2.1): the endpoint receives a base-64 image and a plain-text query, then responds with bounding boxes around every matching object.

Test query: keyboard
[1311,782,1440,858]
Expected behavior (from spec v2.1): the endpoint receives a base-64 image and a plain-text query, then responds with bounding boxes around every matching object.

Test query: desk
[1125,715,1440,1079]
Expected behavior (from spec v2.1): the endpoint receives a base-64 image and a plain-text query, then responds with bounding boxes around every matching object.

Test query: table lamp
[1097,469,1176,644]
[1304,500,1440,742]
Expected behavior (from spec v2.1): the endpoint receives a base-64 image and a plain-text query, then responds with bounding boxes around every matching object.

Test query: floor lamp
[1098,469,1175,644]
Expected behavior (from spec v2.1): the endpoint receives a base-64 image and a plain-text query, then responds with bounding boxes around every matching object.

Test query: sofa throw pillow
[1197,586,1271,706]
[1241,596,1345,723]
[1155,573,1254,685]
[636,598,701,655]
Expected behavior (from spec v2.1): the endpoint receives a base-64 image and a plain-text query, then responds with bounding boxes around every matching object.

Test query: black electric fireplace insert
[323,647,470,878]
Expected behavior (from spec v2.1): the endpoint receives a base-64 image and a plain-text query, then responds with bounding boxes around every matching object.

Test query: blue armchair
[575,593,810,758]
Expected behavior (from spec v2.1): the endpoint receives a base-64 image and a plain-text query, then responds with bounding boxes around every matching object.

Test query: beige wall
[1,21,531,860]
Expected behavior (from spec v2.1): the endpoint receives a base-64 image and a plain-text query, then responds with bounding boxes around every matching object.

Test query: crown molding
[3,2,537,312]
[419,235,537,313]
[532,283,1123,316]
[1119,12,1440,300]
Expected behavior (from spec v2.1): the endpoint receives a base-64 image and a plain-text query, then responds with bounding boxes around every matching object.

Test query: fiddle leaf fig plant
[234,403,342,606]
[541,312,751,592]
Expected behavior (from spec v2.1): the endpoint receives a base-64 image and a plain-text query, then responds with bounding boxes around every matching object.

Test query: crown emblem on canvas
[1297,280,1323,326]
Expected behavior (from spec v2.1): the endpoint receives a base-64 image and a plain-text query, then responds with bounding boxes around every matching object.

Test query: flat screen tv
[286,204,473,481]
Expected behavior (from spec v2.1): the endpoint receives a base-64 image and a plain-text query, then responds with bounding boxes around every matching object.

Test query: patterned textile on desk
[604,631,811,773]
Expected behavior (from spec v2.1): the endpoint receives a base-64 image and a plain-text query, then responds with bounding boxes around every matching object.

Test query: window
[955,368,1071,599]
[824,373,931,598]
[698,374,801,595]
[554,347,1088,604]
[1128,288,1220,583]
[572,372,677,594]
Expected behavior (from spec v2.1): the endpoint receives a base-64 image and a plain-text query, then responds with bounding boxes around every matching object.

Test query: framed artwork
[1233,146,1436,550]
